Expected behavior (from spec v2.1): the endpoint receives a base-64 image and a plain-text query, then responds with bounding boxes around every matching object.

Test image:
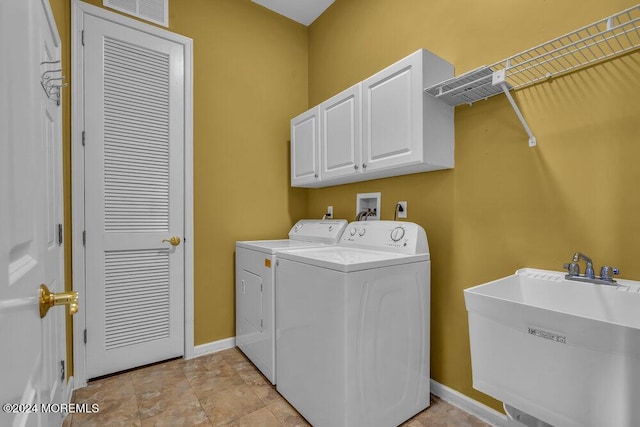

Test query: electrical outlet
[326,206,333,219]
[397,201,407,219]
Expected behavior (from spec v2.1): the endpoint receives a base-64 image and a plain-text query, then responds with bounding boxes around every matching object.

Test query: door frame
[71,0,194,388]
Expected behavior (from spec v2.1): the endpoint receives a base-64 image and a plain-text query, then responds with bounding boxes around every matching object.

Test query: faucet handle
[600,266,619,281]
[563,262,580,276]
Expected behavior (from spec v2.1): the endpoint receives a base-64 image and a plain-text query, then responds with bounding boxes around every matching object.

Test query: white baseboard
[430,379,507,427]
[190,336,236,359]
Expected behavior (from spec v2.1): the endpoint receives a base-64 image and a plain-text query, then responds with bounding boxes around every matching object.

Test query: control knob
[390,226,405,242]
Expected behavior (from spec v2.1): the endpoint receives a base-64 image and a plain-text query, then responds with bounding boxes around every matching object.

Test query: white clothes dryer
[275,221,431,427]
[235,219,347,384]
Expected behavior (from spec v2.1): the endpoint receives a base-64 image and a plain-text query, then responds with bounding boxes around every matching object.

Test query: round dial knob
[358,228,366,236]
[349,228,357,236]
[294,223,303,232]
[328,225,334,231]
[390,227,405,242]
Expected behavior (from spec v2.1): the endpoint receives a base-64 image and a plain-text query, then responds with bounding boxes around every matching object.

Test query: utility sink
[464,268,640,427]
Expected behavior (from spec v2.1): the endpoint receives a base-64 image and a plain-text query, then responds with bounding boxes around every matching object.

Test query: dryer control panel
[288,219,348,244]
[340,221,429,255]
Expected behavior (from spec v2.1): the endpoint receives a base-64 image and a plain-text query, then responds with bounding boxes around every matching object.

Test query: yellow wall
[167,0,309,344]
[49,0,309,367]
[49,0,640,413]
[307,0,640,411]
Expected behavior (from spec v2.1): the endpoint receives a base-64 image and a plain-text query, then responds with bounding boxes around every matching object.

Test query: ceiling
[251,0,335,26]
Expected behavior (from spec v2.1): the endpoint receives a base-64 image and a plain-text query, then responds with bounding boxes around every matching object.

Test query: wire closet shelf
[426,5,640,106]
[425,4,640,146]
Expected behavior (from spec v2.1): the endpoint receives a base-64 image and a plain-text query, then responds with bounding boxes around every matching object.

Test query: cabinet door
[362,50,423,172]
[291,108,320,186]
[320,83,361,181]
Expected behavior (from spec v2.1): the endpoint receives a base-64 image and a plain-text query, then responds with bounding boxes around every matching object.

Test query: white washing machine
[235,219,347,384]
[275,221,431,427]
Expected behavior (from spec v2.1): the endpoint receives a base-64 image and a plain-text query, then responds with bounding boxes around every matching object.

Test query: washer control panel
[340,221,428,255]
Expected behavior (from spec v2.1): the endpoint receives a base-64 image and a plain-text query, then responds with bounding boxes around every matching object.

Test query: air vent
[104,0,168,27]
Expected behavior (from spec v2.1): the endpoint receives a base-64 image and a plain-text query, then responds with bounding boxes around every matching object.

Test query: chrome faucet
[572,252,594,278]
[562,252,619,286]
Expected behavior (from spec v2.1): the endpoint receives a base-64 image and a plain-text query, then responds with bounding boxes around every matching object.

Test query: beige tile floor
[64,347,492,426]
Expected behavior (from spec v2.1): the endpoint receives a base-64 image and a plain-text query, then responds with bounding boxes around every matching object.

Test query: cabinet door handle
[354,164,359,170]
[314,173,318,178]
[362,163,367,169]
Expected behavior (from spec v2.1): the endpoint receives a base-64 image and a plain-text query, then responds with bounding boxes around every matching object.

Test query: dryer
[235,219,347,384]
[275,221,431,427]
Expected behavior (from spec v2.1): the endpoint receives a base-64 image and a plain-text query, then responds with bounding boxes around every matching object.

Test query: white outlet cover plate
[397,201,407,218]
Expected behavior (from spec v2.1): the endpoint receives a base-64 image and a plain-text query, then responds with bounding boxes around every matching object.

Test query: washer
[275,221,431,427]
[235,219,347,384]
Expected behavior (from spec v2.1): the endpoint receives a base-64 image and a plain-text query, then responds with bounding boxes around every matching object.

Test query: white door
[320,83,362,181]
[290,107,320,186]
[82,13,185,378]
[0,0,69,426]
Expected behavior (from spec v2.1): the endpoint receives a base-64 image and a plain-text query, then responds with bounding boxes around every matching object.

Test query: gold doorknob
[39,284,79,318]
[162,236,181,246]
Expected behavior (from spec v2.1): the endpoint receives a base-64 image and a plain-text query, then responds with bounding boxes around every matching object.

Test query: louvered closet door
[84,14,184,378]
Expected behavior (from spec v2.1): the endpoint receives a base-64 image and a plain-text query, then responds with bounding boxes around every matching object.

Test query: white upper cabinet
[320,83,361,181]
[363,49,454,173]
[291,49,454,188]
[290,107,320,186]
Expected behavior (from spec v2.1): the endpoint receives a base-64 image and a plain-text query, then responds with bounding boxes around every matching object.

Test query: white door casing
[0,0,69,426]
[84,12,184,378]
[71,0,195,387]
[39,1,69,423]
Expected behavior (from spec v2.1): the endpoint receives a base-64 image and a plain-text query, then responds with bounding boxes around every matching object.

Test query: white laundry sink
[464,268,640,427]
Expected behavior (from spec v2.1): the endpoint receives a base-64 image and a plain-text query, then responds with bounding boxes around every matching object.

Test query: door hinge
[83,329,87,344]
[82,130,85,146]
[81,30,85,46]
[58,224,63,245]
[260,319,263,330]
[260,283,263,292]
[82,230,86,246]
[60,360,65,382]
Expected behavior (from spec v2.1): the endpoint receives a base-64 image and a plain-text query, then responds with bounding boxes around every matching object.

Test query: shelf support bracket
[492,70,537,147]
